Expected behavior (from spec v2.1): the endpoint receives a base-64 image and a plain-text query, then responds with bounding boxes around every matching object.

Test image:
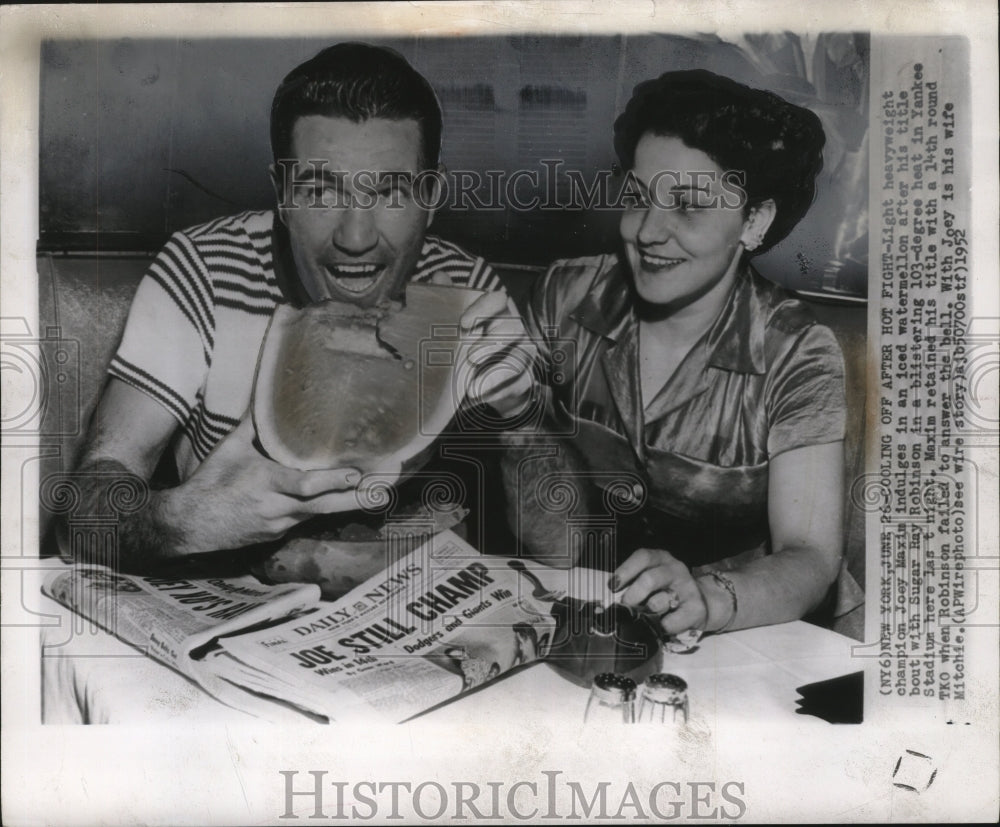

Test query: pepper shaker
[637,673,689,724]
[584,672,637,724]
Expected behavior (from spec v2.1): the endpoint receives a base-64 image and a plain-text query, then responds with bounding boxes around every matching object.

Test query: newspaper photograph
[1,1,997,824]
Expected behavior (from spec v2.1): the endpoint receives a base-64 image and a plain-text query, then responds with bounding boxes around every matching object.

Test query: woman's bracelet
[705,571,738,633]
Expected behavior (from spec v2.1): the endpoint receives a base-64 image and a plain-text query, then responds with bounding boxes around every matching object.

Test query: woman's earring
[744,232,765,252]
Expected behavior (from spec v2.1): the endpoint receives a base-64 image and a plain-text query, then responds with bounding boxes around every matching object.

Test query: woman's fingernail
[346,471,361,484]
[608,576,620,592]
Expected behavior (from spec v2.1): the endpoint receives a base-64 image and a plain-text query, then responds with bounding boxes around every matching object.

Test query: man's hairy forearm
[56,459,185,573]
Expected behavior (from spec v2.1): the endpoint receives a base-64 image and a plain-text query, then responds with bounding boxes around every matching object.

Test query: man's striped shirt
[109,210,500,479]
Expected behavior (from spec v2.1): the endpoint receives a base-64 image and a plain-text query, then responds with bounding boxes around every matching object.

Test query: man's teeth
[328,264,381,293]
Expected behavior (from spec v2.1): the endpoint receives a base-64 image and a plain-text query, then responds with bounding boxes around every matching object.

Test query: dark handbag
[544,598,663,687]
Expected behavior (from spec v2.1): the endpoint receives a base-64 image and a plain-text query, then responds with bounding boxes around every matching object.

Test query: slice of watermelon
[252,283,485,473]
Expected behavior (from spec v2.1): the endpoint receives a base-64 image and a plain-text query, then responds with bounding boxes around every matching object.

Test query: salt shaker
[637,673,689,724]
[584,673,637,724]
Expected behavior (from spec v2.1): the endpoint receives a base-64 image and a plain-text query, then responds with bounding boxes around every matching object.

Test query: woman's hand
[610,548,709,636]
[606,442,847,640]
[458,290,538,419]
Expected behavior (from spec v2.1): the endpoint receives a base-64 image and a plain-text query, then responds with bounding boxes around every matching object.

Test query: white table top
[31,589,1000,825]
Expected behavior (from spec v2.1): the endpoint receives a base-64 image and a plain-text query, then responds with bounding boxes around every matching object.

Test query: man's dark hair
[613,69,825,254]
[270,42,443,170]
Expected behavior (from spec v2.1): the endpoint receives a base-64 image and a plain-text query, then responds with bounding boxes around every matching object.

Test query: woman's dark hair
[613,69,825,253]
[270,42,443,170]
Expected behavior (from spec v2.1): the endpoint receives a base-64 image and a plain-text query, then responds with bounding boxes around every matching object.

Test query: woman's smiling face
[620,133,765,313]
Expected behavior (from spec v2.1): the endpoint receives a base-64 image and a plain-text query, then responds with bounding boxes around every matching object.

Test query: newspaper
[213,531,614,722]
[42,532,616,723]
[1,2,997,825]
[41,565,323,714]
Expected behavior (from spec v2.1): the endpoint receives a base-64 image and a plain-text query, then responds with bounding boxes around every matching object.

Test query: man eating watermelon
[57,43,532,576]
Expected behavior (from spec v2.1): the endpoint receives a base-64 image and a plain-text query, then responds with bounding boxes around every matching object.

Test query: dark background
[38,32,870,296]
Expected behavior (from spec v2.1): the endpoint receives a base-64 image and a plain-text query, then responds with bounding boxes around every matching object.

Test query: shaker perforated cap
[591,672,638,703]
[642,673,688,704]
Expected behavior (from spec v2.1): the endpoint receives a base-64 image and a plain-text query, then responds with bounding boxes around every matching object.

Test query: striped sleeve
[467,257,502,292]
[108,230,214,426]
[414,236,502,292]
[196,218,281,316]
[182,393,241,462]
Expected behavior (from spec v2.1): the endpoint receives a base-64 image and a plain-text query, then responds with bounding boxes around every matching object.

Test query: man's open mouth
[326,263,385,295]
